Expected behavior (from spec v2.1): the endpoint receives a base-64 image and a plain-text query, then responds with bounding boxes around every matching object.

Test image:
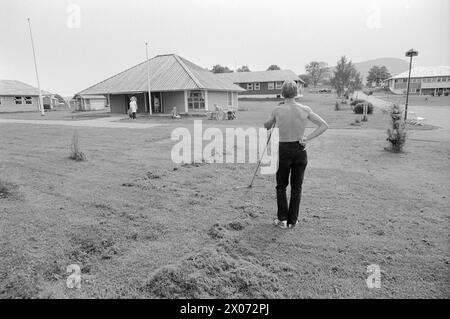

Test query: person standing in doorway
[129,96,138,120]
[264,81,328,229]
[154,95,160,113]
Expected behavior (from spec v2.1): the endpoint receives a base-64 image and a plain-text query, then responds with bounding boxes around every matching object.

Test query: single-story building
[216,70,304,98]
[77,54,245,114]
[385,66,450,95]
[72,94,108,111]
[0,79,63,112]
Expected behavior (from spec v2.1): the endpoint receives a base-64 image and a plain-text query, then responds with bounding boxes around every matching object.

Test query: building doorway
[151,92,163,113]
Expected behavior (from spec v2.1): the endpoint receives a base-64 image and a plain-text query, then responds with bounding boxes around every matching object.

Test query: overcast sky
[1,0,449,96]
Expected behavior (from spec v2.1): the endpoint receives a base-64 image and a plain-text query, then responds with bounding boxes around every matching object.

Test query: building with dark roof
[77,54,245,114]
[216,70,304,98]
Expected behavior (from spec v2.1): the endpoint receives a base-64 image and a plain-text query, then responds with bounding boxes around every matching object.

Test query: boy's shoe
[288,220,299,229]
[274,219,288,229]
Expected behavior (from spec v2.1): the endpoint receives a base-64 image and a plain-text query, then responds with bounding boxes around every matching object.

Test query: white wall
[162,91,185,114]
[208,91,235,109]
[0,96,39,112]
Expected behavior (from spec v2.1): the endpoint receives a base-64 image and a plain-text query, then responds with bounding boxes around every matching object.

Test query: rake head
[232,184,265,190]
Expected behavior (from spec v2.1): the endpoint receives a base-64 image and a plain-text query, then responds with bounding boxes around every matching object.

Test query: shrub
[350,99,365,106]
[69,131,87,161]
[444,92,449,96]
[353,102,374,114]
[437,91,442,97]
[386,104,406,153]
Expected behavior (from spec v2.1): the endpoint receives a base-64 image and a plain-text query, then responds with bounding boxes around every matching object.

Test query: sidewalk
[0,116,164,129]
[353,91,392,111]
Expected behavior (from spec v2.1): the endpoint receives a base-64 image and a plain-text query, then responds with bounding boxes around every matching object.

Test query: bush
[437,91,442,97]
[444,92,449,96]
[353,102,374,114]
[69,131,87,161]
[386,104,406,153]
[350,99,365,106]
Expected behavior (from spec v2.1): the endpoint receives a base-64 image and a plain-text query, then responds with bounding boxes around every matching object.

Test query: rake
[233,123,276,190]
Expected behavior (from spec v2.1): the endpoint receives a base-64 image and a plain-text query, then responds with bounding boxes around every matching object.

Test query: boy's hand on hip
[299,137,307,147]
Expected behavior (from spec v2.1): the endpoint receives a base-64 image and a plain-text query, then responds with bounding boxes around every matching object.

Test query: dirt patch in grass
[0,178,17,199]
[141,247,285,298]
[67,226,120,264]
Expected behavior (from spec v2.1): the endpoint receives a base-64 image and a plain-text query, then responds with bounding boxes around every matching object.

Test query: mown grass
[0,95,448,298]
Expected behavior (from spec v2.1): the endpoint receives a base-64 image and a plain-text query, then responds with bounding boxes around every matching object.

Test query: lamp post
[404,48,418,121]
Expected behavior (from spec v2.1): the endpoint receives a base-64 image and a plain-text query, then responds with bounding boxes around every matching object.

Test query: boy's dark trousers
[276,141,308,225]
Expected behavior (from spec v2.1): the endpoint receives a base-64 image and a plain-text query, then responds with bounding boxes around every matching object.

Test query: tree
[236,65,251,72]
[348,71,363,94]
[298,74,311,88]
[211,64,233,73]
[366,65,391,86]
[305,61,329,88]
[267,65,281,71]
[330,56,360,97]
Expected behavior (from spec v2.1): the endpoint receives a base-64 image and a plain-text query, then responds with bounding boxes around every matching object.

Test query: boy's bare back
[272,102,312,142]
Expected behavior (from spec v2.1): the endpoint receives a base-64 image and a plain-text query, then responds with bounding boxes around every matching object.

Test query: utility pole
[146,42,153,115]
[27,18,45,116]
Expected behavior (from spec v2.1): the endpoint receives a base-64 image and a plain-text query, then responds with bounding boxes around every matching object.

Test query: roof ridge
[173,55,203,89]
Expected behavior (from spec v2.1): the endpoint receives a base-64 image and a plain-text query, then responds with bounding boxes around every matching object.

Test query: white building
[385,66,450,95]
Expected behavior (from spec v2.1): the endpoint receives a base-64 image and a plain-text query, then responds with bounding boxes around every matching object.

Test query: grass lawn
[0,93,449,298]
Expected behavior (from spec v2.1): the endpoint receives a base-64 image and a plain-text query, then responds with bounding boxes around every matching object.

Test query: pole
[404,55,413,121]
[27,18,44,116]
[146,43,153,115]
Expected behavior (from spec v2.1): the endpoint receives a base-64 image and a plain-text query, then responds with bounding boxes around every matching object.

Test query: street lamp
[404,48,419,120]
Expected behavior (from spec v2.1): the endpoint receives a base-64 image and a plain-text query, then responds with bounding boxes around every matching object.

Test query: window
[275,82,283,90]
[14,96,23,105]
[437,77,442,82]
[268,82,274,90]
[187,91,205,109]
[254,82,260,90]
[227,92,232,106]
[25,97,32,104]
[395,79,399,83]
[246,83,253,90]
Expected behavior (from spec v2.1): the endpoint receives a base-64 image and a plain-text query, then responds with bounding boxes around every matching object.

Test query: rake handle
[248,123,275,187]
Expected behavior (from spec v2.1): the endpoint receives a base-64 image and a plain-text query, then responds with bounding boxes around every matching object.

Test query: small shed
[73,94,107,111]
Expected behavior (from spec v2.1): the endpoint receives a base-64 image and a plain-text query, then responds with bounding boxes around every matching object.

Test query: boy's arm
[303,111,328,143]
[264,109,276,130]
